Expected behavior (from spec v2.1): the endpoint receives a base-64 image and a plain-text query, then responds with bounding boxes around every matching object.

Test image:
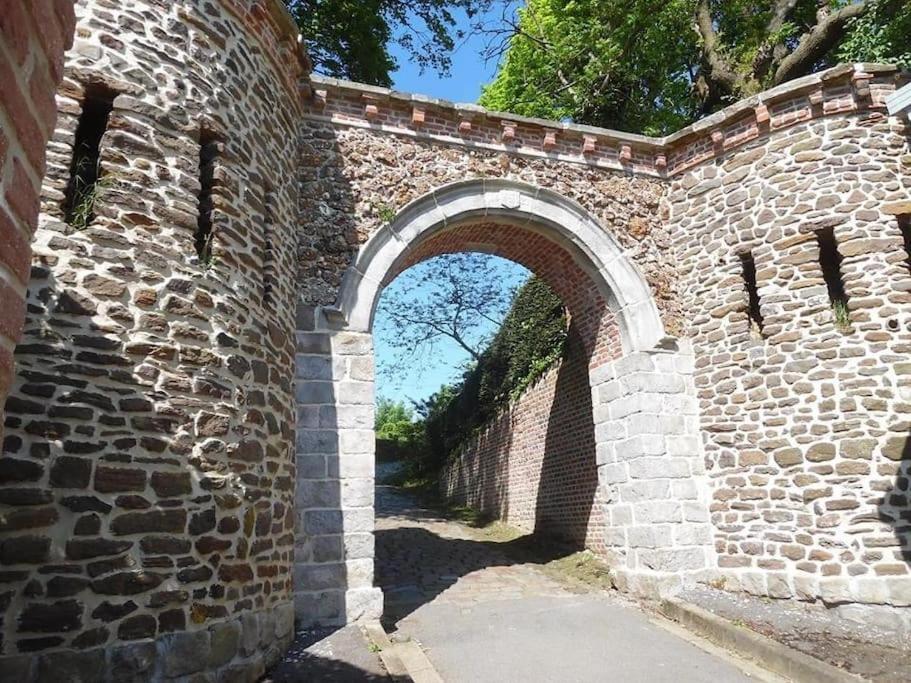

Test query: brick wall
[0,1,75,441]
[442,327,608,555]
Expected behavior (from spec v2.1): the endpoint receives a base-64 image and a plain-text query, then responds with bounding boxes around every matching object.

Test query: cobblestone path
[374,485,756,683]
[375,485,572,625]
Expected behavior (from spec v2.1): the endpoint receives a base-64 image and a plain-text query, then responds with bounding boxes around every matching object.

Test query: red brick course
[0,0,75,436]
[443,326,612,556]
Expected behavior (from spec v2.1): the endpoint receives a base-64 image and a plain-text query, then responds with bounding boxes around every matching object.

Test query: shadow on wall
[294,351,349,627]
[534,326,599,550]
[879,429,911,566]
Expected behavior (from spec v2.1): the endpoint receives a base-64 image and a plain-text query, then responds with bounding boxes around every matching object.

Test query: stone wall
[442,327,607,555]
[0,1,75,441]
[0,0,308,677]
[298,99,677,332]
[298,63,911,617]
[668,104,911,613]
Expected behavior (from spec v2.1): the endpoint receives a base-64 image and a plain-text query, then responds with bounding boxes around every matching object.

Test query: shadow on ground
[266,625,390,682]
[375,485,587,629]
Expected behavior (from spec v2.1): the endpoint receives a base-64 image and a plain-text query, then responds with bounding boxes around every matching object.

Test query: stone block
[682,501,710,523]
[158,630,211,677]
[632,500,682,524]
[335,380,374,405]
[819,577,852,605]
[330,332,373,355]
[345,587,383,622]
[854,577,889,605]
[338,429,374,455]
[665,435,702,456]
[294,381,334,406]
[888,577,911,606]
[296,356,332,380]
[294,563,347,591]
[627,524,673,548]
[673,522,712,546]
[595,442,615,465]
[603,526,628,547]
[595,420,626,442]
[614,352,654,376]
[240,612,261,657]
[596,380,621,404]
[208,620,241,668]
[597,463,628,486]
[346,558,374,588]
[739,571,768,597]
[335,405,373,429]
[625,413,686,436]
[36,649,105,683]
[329,453,374,478]
[341,508,375,533]
[341,478,374,507]
[766,573,793,599]
[627,457,690,480]
[616,434,666,460]
[620,372,685,396]
[295,429,338,455]
[636,548,706,572]
[296,480,341,508]
[793,573,819,601]
[304,510,343,535]
[294,590,344,627]
[670,479,698,500]
[618,479,670,503]
[343,533,374,560]
[275,602,295,638]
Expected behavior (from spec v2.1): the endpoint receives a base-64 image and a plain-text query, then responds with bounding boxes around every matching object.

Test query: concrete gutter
[362,621,444,683]
[657,599,865,683]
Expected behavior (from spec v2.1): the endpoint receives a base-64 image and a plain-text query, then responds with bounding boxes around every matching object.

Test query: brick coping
[304,63,907,178]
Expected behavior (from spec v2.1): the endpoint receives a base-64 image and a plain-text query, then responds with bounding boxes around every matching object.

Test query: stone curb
[362,621,444,683]
[657,599,865,683]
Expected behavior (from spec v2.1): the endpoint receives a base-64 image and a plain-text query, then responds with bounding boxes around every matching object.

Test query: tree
[375,253,526,376]
[479,0,911,134]
[286,0,493,86]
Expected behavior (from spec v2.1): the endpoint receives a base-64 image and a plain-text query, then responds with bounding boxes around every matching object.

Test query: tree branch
[752,0,800,79]
[773,1,869,85]
[694,0,740,98]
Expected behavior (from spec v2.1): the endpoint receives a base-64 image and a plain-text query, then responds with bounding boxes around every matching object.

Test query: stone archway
[293,179,714,626]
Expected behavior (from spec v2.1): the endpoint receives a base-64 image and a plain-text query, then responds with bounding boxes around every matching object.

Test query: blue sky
[386,4,515,103]
[375,255,530,407]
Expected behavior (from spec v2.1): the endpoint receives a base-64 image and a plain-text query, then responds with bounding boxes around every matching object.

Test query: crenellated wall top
[303,63,907,178]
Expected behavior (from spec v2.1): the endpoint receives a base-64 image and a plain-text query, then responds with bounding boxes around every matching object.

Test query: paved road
[376,485,756,683]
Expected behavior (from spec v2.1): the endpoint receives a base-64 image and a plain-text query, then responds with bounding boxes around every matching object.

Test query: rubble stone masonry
[0,0,308,678]
[2,0,911,670]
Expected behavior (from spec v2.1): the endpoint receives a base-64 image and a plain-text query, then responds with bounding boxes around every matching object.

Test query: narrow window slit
[263,185,275,303]
[63,85,117,228]
[899,215,911,276]
[196,129,220,265]
[739,252,764,337]
[815,227,850,331]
